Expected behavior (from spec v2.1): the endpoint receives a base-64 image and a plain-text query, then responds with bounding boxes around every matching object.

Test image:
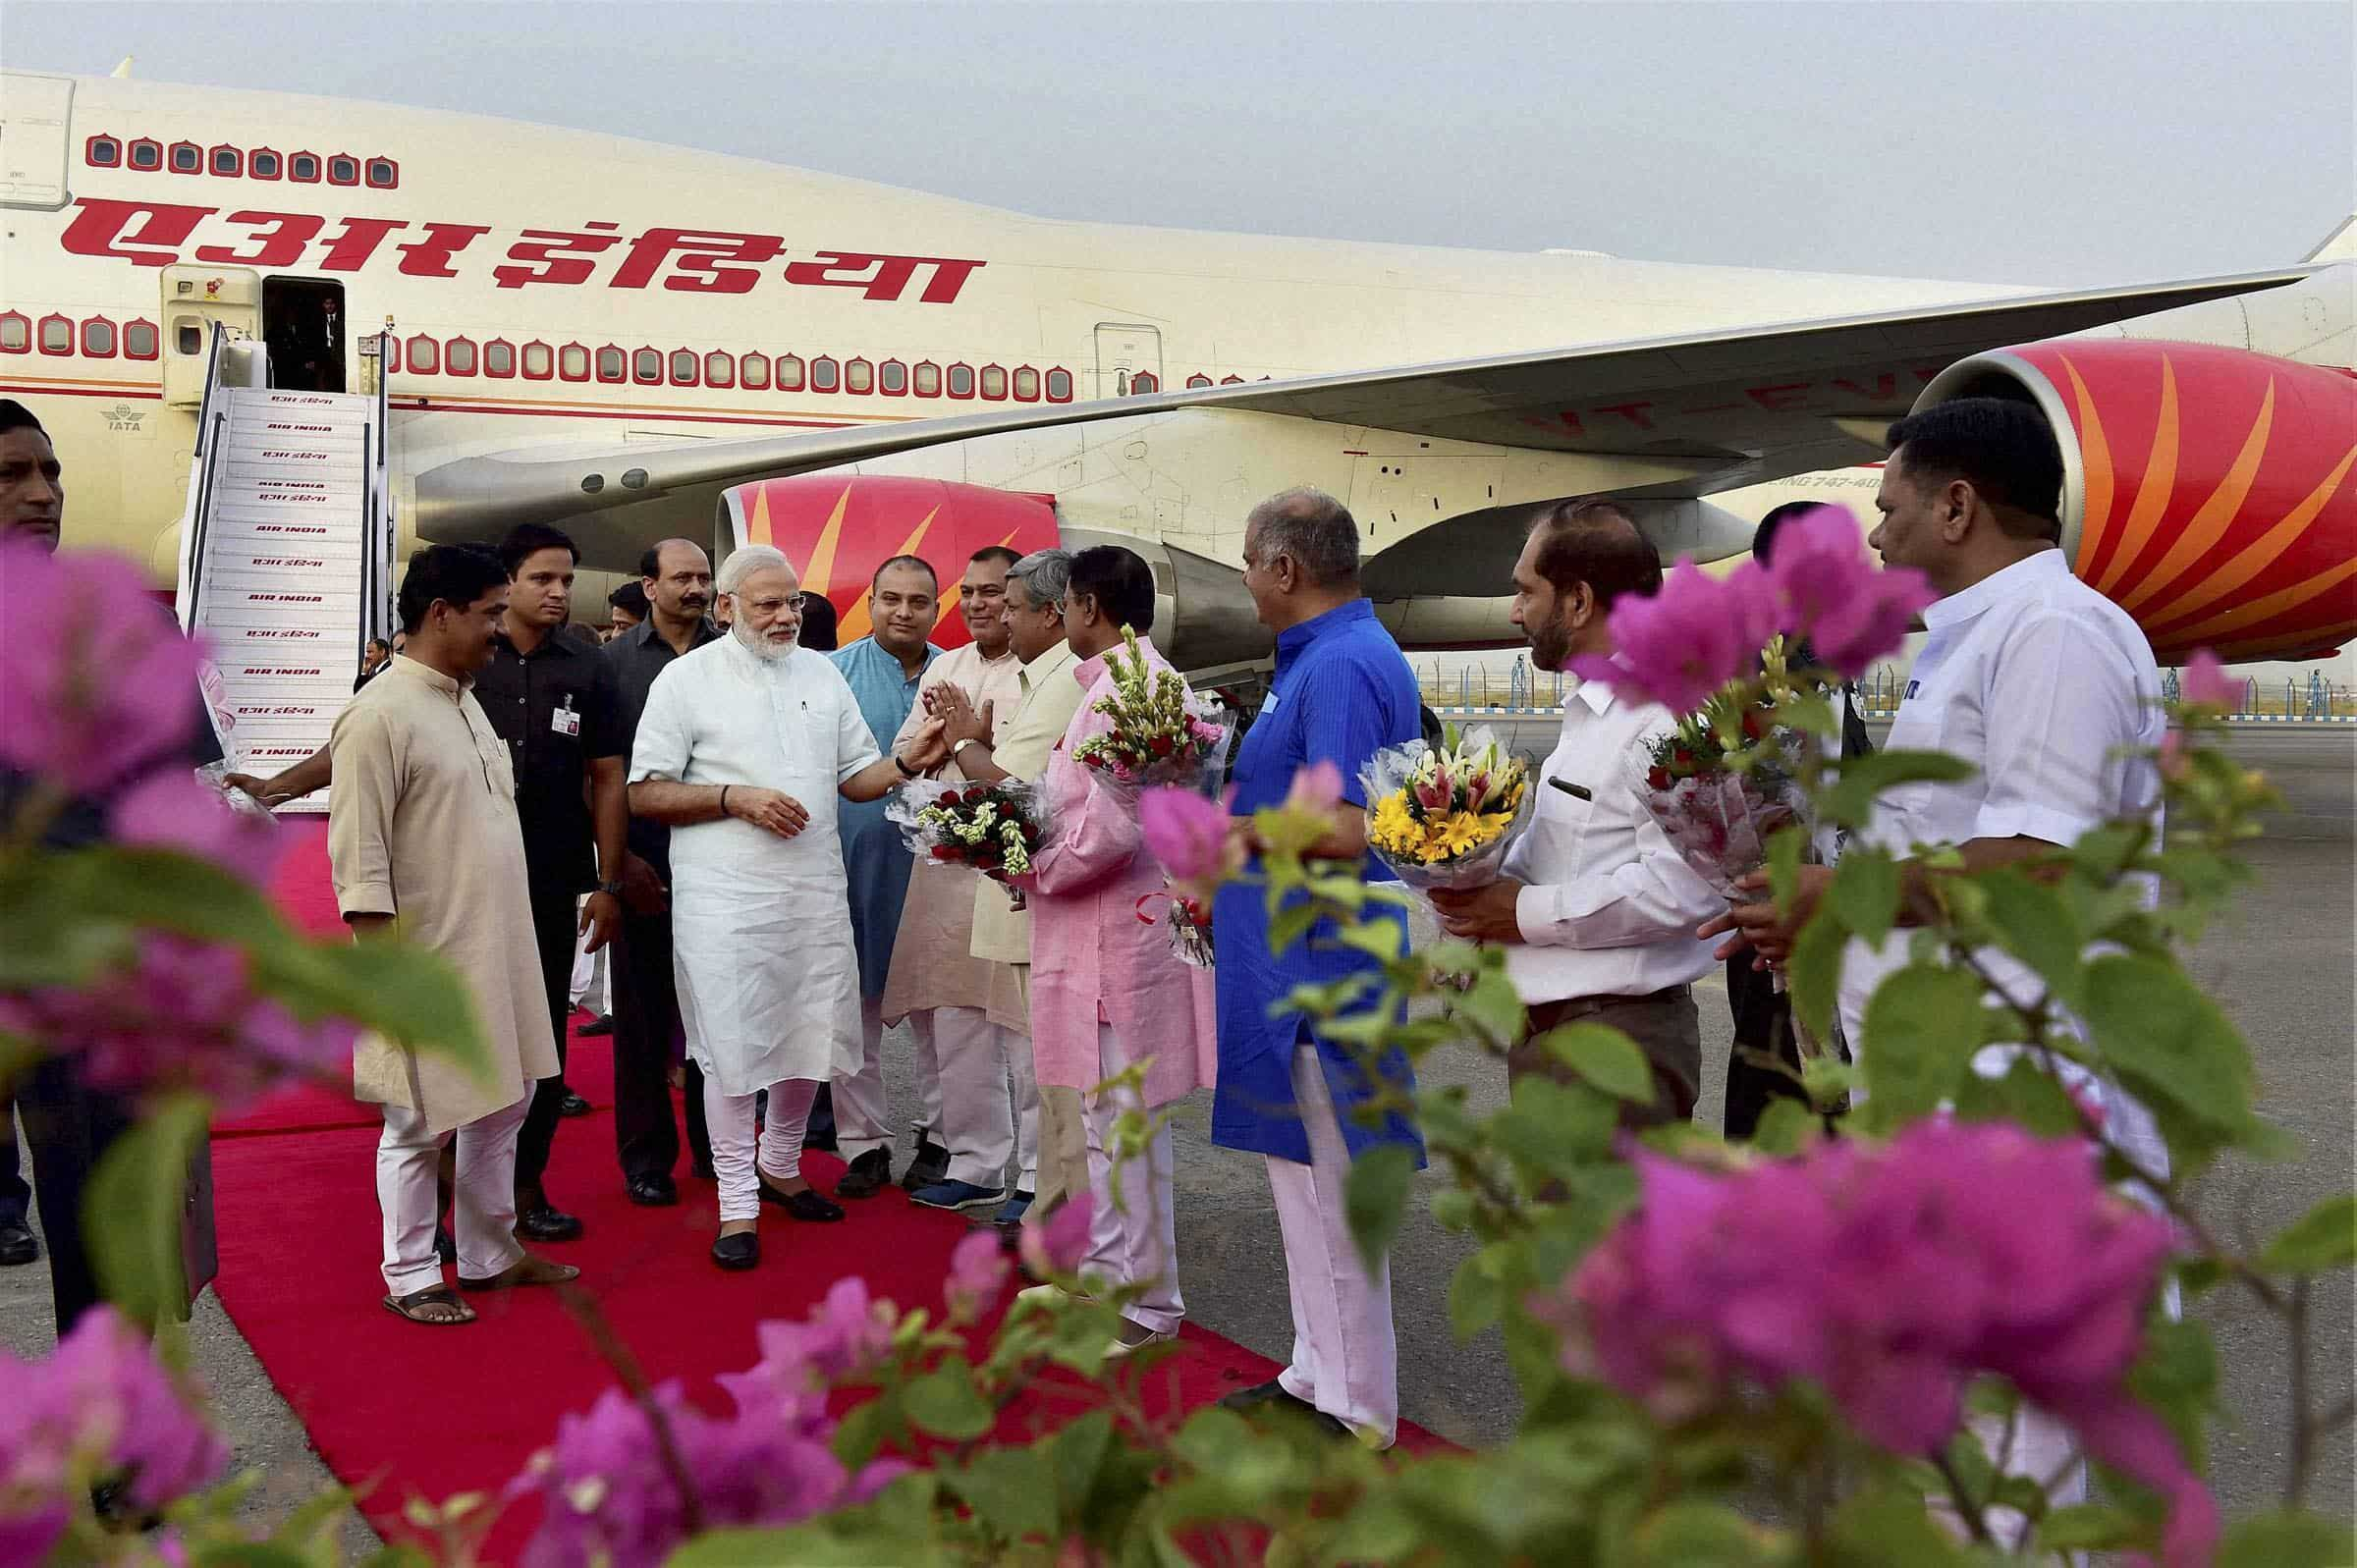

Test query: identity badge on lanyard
[552,695,581,738]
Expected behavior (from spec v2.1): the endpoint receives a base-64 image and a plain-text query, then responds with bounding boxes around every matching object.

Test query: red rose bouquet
[887,779,1054,907]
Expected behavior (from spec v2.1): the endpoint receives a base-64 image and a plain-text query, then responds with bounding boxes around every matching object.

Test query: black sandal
[381,1284,475,1325]
[759,1180,845,1222]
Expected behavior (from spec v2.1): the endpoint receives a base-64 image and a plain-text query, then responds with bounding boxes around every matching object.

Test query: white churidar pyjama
[833,997,895,1162]
[923,1005,1037,1190]
[376,1096,528,1295]
[704,1076,820,1223]
[1266,1043,1398,1447]
[1080,1023,1182,1334]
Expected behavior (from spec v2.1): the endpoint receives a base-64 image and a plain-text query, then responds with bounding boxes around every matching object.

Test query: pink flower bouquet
[1628,713,1807,900]
[1070,625,1234,790]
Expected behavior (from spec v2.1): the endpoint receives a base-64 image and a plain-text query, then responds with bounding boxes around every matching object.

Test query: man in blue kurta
[1213,489,1423,1448]
[827,555,944,1198]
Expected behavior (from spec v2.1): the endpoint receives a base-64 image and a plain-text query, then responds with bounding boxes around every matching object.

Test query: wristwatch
[954,737,985,765]
[595,878,624,897]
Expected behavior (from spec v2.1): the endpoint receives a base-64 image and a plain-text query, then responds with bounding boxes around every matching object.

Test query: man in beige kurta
[924,550,1092,1227]
[330,544,568,1322]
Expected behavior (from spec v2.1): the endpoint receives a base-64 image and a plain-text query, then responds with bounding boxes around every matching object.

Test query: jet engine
[1915,340,2356,664]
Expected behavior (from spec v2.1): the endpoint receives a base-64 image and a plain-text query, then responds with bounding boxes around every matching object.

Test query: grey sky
[5,2,2350,287]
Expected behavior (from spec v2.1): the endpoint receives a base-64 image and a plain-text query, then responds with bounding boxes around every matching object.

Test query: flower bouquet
[1070,625,1234,790]
[1134,886,1216,968]
[1360,726,1535,891]
[887,779,1052,909]
[1629,705,1808,901]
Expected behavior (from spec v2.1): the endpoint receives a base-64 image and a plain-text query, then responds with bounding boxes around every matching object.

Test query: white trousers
[705,1076,820,1223]
[834,997,894,1162]
[918,1005,1037,1190]
[1267,1044,1398,1447]
[1082,1024,1182,1333]
[376,1096,527,1295]
[568,901,610,1012]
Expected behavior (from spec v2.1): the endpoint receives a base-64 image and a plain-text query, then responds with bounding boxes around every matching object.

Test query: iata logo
[100,403,146,432]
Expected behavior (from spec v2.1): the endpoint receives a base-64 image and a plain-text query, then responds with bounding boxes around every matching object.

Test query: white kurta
[628,637,882,1097]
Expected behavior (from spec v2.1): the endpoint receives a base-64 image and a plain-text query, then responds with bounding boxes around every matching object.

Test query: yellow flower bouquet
[1359,725,1536,890]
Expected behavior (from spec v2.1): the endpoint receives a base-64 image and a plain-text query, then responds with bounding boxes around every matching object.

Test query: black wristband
[718,784,731,819]
[894,753,917,779]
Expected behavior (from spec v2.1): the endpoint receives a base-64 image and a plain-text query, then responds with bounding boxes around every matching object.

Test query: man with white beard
[627,545,937,1271]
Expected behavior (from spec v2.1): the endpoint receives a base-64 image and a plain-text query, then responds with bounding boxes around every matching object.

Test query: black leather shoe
[836,1147,892,1200]
[577,1013,615,1037]
[516,1202,584,1243]
[900,1139,950,1192]
[434,1224,456,1265]
[557,1092,593,1118]
[1218,1379,1349,1436]
[759,1181,844,1222]
[710,1231,759,1271]
[625,1174,679,1207]
[0,1221,36,1267]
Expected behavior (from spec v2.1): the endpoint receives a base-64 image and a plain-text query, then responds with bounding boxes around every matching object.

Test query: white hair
[717,544,795,596]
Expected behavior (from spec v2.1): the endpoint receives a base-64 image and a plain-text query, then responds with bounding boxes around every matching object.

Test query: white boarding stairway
[177,333,394,810]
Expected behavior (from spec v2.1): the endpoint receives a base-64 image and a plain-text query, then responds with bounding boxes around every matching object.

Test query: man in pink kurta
[1015,546,1217,1356]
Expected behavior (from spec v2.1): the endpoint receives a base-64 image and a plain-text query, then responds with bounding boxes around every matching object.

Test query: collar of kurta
[1016,639,1079,692]
[837,634,941,685]
[1924,547,2068,629]
[1071,633,1161,688]
[388,653,466,696]
[1275,596,1374,660]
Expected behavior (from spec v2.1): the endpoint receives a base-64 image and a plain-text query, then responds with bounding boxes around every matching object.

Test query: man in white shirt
[1430,501,1725,1122]
[1703,398,2168,1538]
[627,545,932,1272]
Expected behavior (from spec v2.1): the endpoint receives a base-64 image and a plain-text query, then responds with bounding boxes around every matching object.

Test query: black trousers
[611,901,709,1183]
[514,883,579,1202]
[0,1095,28,1229]
[1722,952,1809,1140]
[14,1054,135,1330]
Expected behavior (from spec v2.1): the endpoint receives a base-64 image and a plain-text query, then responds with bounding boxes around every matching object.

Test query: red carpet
[212,825,1441,1562]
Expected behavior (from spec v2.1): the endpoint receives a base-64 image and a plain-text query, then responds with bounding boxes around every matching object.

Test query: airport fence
[1419,658,2357,723]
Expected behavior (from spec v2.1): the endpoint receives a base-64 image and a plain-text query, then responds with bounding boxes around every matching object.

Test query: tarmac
[2,727,2348,1549]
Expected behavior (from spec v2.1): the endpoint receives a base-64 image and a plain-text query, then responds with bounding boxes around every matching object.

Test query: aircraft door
[159,266,260,407]
[260,277,348,393]
[0,73,75,209]
[1093,323,1164,400]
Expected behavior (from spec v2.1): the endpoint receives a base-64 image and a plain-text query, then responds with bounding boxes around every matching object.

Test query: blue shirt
[1212,599,1424,1164]
[830,636,941,998]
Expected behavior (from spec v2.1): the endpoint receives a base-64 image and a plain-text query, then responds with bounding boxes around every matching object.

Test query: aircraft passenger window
[178,319,205,355]
[632,348,662,384]
[86,136,122,168]
[365,159,398,189]
[401,334,434,372]
[845,357,873,394]
[740,352,770,390]
[82,319,117,357]
[483,341,516,377]
[979,365,1008,401]
[522,342,553,379]
[0,314,28,352]
[558,344,589,380]
[1186,374,1212,389]
[947,363,974,399]
[130,140,162,171]
[810,356,840,393]
[210,146,242,177]
[290,152,320,182]
[914,361,941,397]
[445,337,478,375]
[775,354,805,391]
[250,149,282,179]
[1013,366,1039,402]
[670,350,699,385]
[169,142,201,174]
[383,335,401,371]
[1046,368,1073,402]
[38,316,73,354]
[1129,371,1158,395]
[596,346,626,382]
[1220,375,1244,385]
[328,156,360,187]
[704,351,735,388]
[125,321,160,359]
[880,359,907,396]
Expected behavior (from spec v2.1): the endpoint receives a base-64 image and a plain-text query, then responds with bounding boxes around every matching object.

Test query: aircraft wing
[412,265,2310,563]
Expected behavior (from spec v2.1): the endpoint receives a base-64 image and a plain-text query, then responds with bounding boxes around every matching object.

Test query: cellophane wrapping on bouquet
[1625,732,1809,899]
[1358,726,1537,891]
[888,779,1056,906]
[1135,885,1215,968]
[1070,625,1237,792]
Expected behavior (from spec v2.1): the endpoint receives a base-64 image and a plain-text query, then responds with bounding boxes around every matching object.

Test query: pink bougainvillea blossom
[1570,558,1782,715]
[1758,504,1937,680]
[1019,1192,1096,1280]
[110,769,287,886]
[1139,785,1239,901]
[2177,649,2234,711]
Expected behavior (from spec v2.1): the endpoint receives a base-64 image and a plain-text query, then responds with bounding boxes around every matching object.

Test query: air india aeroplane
[5,66,2352,720]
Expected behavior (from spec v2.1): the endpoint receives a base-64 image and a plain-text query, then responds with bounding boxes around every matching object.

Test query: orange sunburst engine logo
[721,477,1060,647]
[2002,340,2357,664]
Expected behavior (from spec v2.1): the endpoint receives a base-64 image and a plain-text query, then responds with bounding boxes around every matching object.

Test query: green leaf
[950,1446,1061,1543]
[55,846,288,947]
[1490,1075,1617,1172]
[86,1093,209,1327]
[903,1361,995,1440]
[260,939,491,1079]
[2258,1194,2357,1275]
[1450,1241,1515,1339]
[1974,869,2086,1008]
[1856,964,1986,1131]
[2127,1316,2218,1462]
[1453,968,1527,1046]
[1630,1500,1775,1567]
[2080,952,2258,1151]
[1534,1023,1655,1105]
[2035,1501,2141,1552]
[1952,1055,2084,1138]
[1749,1098,1820,1155]
[1826,1481,1973,1566]
[2217,1510,2357,1568]
[1343,1142,1418,1274]
[1827,849,1901,946]
[1817,749,1977,830]
[1049,1408,1116,1518]
[1332,918,1402,963]
[1766,824,1805,913]
[667,1523,944,1567]
[1783,908,1847,1046]
[192,1546,317,1568]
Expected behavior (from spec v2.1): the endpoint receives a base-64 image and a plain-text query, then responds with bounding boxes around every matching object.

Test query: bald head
[1244,488,1359,587]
